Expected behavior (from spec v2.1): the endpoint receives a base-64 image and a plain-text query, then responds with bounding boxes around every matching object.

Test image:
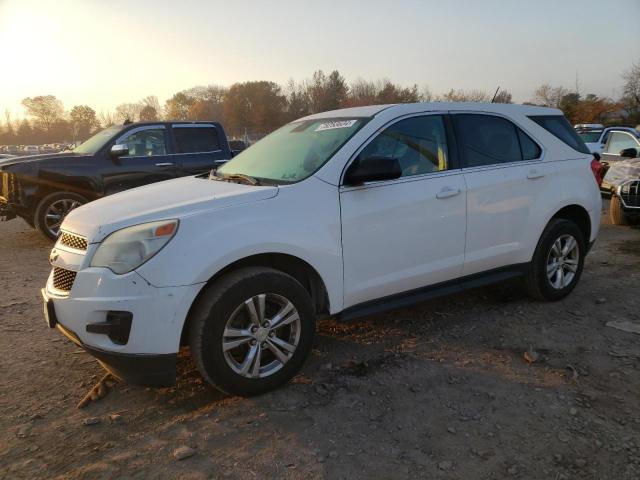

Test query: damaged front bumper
[0,197,16,221]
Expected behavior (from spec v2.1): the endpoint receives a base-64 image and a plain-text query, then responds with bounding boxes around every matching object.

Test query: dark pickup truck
[1,121,234,239]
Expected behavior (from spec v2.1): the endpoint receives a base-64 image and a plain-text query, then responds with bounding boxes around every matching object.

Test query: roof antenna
[491,86,500,103]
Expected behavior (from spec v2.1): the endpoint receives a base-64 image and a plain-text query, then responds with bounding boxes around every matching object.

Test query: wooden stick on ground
[77,372,118,409]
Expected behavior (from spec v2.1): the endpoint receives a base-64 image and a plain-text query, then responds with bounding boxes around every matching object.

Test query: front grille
[620,181,640,208]
[52,267,77,292]
[59,232,88,251]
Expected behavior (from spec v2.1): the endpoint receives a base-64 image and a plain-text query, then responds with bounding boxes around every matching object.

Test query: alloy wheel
[546,234,579,289]
[222,293,301,379]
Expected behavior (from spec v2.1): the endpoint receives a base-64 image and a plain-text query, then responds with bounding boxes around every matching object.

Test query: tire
[188,267,316,396]
[609,195,630,226]
[34,192,87,241]
[524,219,586,302]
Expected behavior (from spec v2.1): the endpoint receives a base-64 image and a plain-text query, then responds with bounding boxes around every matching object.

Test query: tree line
[2,63,639,146]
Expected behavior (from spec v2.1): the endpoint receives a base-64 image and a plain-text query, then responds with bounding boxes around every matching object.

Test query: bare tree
[440,89,490,102]
[21,95,64,131]
[98,110,116,128]
[493,90,513,104]
[531,84,568,108]
[115,103,142,123]
[622,60,640,123]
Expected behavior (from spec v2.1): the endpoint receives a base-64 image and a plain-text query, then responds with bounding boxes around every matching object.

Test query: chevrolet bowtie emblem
[49,250,59,263]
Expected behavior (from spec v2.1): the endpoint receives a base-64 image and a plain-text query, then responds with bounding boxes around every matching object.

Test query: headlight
[90,219,179,274]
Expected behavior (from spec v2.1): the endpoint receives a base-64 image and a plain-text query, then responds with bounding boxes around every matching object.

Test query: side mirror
[344,156,402,185]
[620,147,638,159]
[110,144,129,157]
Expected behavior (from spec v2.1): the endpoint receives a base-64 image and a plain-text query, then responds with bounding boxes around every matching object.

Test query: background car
[576,126,640,154]
[600,128,640,164]
[22,145,39,155]
[0,121,234,239]
[601,147,640,225]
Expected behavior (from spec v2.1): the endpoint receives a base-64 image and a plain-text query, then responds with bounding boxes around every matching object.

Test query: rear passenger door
[171,124,229,176]
[452,113,551,276]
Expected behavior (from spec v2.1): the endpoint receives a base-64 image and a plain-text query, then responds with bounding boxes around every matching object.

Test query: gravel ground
[1,205,639,479]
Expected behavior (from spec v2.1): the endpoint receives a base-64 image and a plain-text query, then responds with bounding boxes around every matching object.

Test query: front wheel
[524,219,586,301]
[34,192,86,241]
[188,267,316,396]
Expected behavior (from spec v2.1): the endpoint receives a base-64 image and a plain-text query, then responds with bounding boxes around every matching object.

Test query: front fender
[135,177,344,313]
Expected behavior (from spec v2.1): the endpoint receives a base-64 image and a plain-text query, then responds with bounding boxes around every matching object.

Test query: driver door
[101,126,177,194]
[340,114,467,308]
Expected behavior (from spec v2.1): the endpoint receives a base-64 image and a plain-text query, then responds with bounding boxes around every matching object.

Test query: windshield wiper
[209,170,260,186]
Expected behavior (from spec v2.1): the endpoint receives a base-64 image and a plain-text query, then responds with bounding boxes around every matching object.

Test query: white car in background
[43,103,602,396]
[576,126,640,154]
[22,145,40,156]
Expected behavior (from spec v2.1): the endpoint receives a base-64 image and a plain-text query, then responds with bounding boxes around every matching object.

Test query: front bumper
[43,266,204,387]
[0,198,16,221]
[54,313,177,387]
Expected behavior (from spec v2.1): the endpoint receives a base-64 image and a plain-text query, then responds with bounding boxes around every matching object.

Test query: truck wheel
[524,219,585,302]
[188,267,316,396]
[34,192,86,241]
[609,195,630,226]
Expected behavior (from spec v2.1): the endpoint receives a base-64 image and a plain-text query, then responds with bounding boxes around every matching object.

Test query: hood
[62,175,279,242]
[603,158,640,188]
[0,152,77,169]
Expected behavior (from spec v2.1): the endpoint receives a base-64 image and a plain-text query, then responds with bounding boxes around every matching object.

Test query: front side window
[120,128,166,157]
[358,115,448,177]
[173,126,220,154]
[454,114,539,167]
[72,125,123,155]
[218,117,367,183]
[605,132,640,154]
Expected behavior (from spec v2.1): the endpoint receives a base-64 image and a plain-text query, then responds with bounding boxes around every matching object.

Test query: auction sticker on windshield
[315,120,358,132]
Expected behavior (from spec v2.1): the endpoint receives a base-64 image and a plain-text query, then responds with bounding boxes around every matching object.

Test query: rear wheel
[188,267,316,396]
[34,192,86,241]
[524,219,585,301]
[609,195,630,226]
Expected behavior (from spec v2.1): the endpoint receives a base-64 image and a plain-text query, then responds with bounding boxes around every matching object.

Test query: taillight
[590,158,603,187]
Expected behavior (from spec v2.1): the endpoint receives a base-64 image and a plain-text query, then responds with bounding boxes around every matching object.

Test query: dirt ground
[1,204,639,480]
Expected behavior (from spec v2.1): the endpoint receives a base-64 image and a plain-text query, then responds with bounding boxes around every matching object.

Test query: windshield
[218,117,368,183]
[577,131,602,143]
[72,125,123,155]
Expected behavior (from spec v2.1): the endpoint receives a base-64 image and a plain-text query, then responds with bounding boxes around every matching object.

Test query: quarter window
[359,115,448,177]
[453,114,539,167]
[120,129,166,157]
[605,132,640,154]
[173,126,220,154]
[528,115,590,154]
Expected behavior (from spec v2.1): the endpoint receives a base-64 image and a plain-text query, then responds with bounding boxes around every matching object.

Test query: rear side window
[173,126,220,154]
[529,115,590,154]
[453,114,541,167]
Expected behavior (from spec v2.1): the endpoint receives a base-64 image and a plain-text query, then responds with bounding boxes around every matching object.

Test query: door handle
[436,187,461,199]
[527,169,545,180]
[155,162,174,167]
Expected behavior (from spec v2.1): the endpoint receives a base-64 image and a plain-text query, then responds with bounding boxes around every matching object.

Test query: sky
[1,0,639,119]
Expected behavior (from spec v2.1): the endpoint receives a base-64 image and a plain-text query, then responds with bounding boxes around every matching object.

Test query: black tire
[34,192,86,241]
[609,195,630,226]
[524,219,586,301]
[188,267,316,396]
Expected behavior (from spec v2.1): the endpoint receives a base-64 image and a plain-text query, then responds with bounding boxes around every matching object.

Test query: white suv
[43,103,602,395]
